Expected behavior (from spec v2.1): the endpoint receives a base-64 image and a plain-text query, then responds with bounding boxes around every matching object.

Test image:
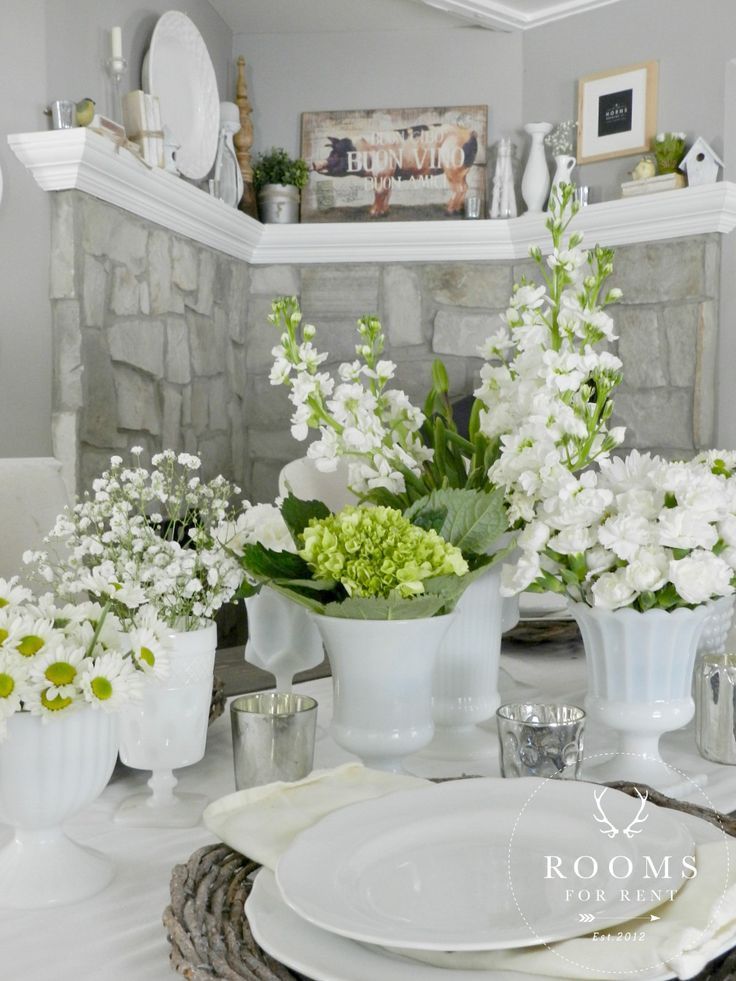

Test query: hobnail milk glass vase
[116,620,217,828]
[0,707,118,908]
[245,586,324,691]
[425,566,504,760]
[570,603,709,791]
[310,613,454,773]
[697,595,736,655]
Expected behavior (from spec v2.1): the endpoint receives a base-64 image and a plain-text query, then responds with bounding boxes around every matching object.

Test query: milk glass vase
[426,565,504,760]
[311,612,455,773]
[116,620,217,828]
[245,586,324,690]
[0,707,118,908]
[571,603,709,791]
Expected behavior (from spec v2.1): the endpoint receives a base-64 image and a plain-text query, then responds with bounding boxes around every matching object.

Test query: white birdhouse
[680,137,723,186]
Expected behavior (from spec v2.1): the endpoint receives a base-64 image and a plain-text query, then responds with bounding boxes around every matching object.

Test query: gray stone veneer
[49,191,720,502]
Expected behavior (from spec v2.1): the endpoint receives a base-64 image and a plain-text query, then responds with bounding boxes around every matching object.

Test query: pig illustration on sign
[312,123,479,217]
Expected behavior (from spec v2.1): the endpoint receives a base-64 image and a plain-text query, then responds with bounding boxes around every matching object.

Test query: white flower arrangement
[268,299,432,501]
[0,577,168,739]
[475,183,625,525]
[26,449,245,631]
[502,450,736,611]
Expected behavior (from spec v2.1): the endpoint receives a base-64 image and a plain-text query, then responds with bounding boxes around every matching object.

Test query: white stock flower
[501,552,541,596]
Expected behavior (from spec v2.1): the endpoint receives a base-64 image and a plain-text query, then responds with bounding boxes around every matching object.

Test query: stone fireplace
[10,129,735,502]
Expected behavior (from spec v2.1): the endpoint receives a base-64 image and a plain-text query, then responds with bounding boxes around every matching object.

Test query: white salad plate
[249,811,726,981]
[275,778,694,951]
[142,10,219,179]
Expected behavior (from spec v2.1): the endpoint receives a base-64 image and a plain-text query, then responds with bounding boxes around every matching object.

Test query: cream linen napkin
[204,764,736,980]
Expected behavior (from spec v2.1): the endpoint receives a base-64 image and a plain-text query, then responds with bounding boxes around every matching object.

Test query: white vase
[521,122,552,215]
[311,612,454,773]
[245,586,324,690]
[116,620,217,827]
[0,708,118,908]
[550,153,576,204]
[570,603,709,790]
[697,595,736,655]
[426,566,504,760]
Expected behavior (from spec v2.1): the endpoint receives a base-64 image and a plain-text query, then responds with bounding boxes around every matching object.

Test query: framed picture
[577,61,658,164]
[300,105,487,222]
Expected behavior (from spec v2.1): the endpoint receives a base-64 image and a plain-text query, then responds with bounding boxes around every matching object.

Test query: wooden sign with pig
[300,105,488,222]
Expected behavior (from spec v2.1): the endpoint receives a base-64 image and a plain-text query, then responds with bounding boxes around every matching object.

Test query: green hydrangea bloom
[299,506,468,599]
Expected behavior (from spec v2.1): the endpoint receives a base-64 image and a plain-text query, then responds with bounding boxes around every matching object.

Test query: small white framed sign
[577,61,658,164]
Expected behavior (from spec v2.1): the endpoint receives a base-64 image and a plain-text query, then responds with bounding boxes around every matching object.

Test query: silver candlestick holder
[105,56,128,126]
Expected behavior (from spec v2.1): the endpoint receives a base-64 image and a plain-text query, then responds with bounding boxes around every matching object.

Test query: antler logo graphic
[593,788,649,839]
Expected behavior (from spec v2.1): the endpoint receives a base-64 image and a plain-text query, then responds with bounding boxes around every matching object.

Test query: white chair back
[0,458,70,581]
[278,457,355,513]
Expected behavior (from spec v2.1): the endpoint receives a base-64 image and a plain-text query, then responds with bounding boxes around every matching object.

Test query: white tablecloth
[3,641,736,981]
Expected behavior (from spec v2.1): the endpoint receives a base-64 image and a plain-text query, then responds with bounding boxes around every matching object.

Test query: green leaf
[322,594,446,620]
[410,508,447,536]
[267,581,327,616]
[280,494,330,544]
[405,487,508,554]
[272,576,336,593]
[240,542,312,583]
[432,359,450,394]
[235,579,261,599]
[638,590,657,612]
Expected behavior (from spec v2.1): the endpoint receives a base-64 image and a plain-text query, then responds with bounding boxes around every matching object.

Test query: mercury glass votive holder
[496,703,585,779]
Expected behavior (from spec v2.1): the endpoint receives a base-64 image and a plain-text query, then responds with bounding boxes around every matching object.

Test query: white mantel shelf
[9,127,736,265]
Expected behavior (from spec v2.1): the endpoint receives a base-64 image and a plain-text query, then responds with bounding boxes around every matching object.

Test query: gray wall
[233,25,524,161]
[0,0,233,459]
[0,0,51,456]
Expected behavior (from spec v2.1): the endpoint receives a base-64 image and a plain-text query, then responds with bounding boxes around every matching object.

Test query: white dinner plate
[142,11,219,179]
[275,778,694,951]
[250,812,727,981]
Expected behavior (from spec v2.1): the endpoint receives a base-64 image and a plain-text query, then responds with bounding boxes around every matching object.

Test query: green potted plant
[252,147,309,224]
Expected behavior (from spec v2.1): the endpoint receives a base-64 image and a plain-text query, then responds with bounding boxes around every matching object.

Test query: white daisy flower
[29,644,85,702]
[0,577,32,609]
[80,653,142,710]
[126,627,170,679]
[13,618,58,659]
[0,651,30,718]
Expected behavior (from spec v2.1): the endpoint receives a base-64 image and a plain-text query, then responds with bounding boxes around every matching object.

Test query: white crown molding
[421,0,624,31]
[8,128,736,266]
[7,128,262,262]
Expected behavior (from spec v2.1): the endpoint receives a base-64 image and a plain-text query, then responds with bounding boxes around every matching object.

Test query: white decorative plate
[142,11,219,180]
[251,811,727,981]
[275,778,694,951]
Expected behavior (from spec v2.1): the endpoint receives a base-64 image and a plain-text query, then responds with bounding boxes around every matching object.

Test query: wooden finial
[234,56,257,218]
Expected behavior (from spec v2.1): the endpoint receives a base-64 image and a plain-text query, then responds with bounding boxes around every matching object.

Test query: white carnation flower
[591,570,637,610]
[669,552,734,605]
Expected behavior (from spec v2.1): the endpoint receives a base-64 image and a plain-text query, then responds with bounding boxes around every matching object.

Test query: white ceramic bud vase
[571,603,709,791]
[245,586,324,690]
[311,613,454,773]
[0,707,118,908]
[425,566,504,760]
[550,154,576,204]
[115,621,217,828]
[521,122,552,214]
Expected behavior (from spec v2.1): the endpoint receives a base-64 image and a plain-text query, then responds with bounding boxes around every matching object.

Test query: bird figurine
[75,98,96,127]
[631,156,656,182]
